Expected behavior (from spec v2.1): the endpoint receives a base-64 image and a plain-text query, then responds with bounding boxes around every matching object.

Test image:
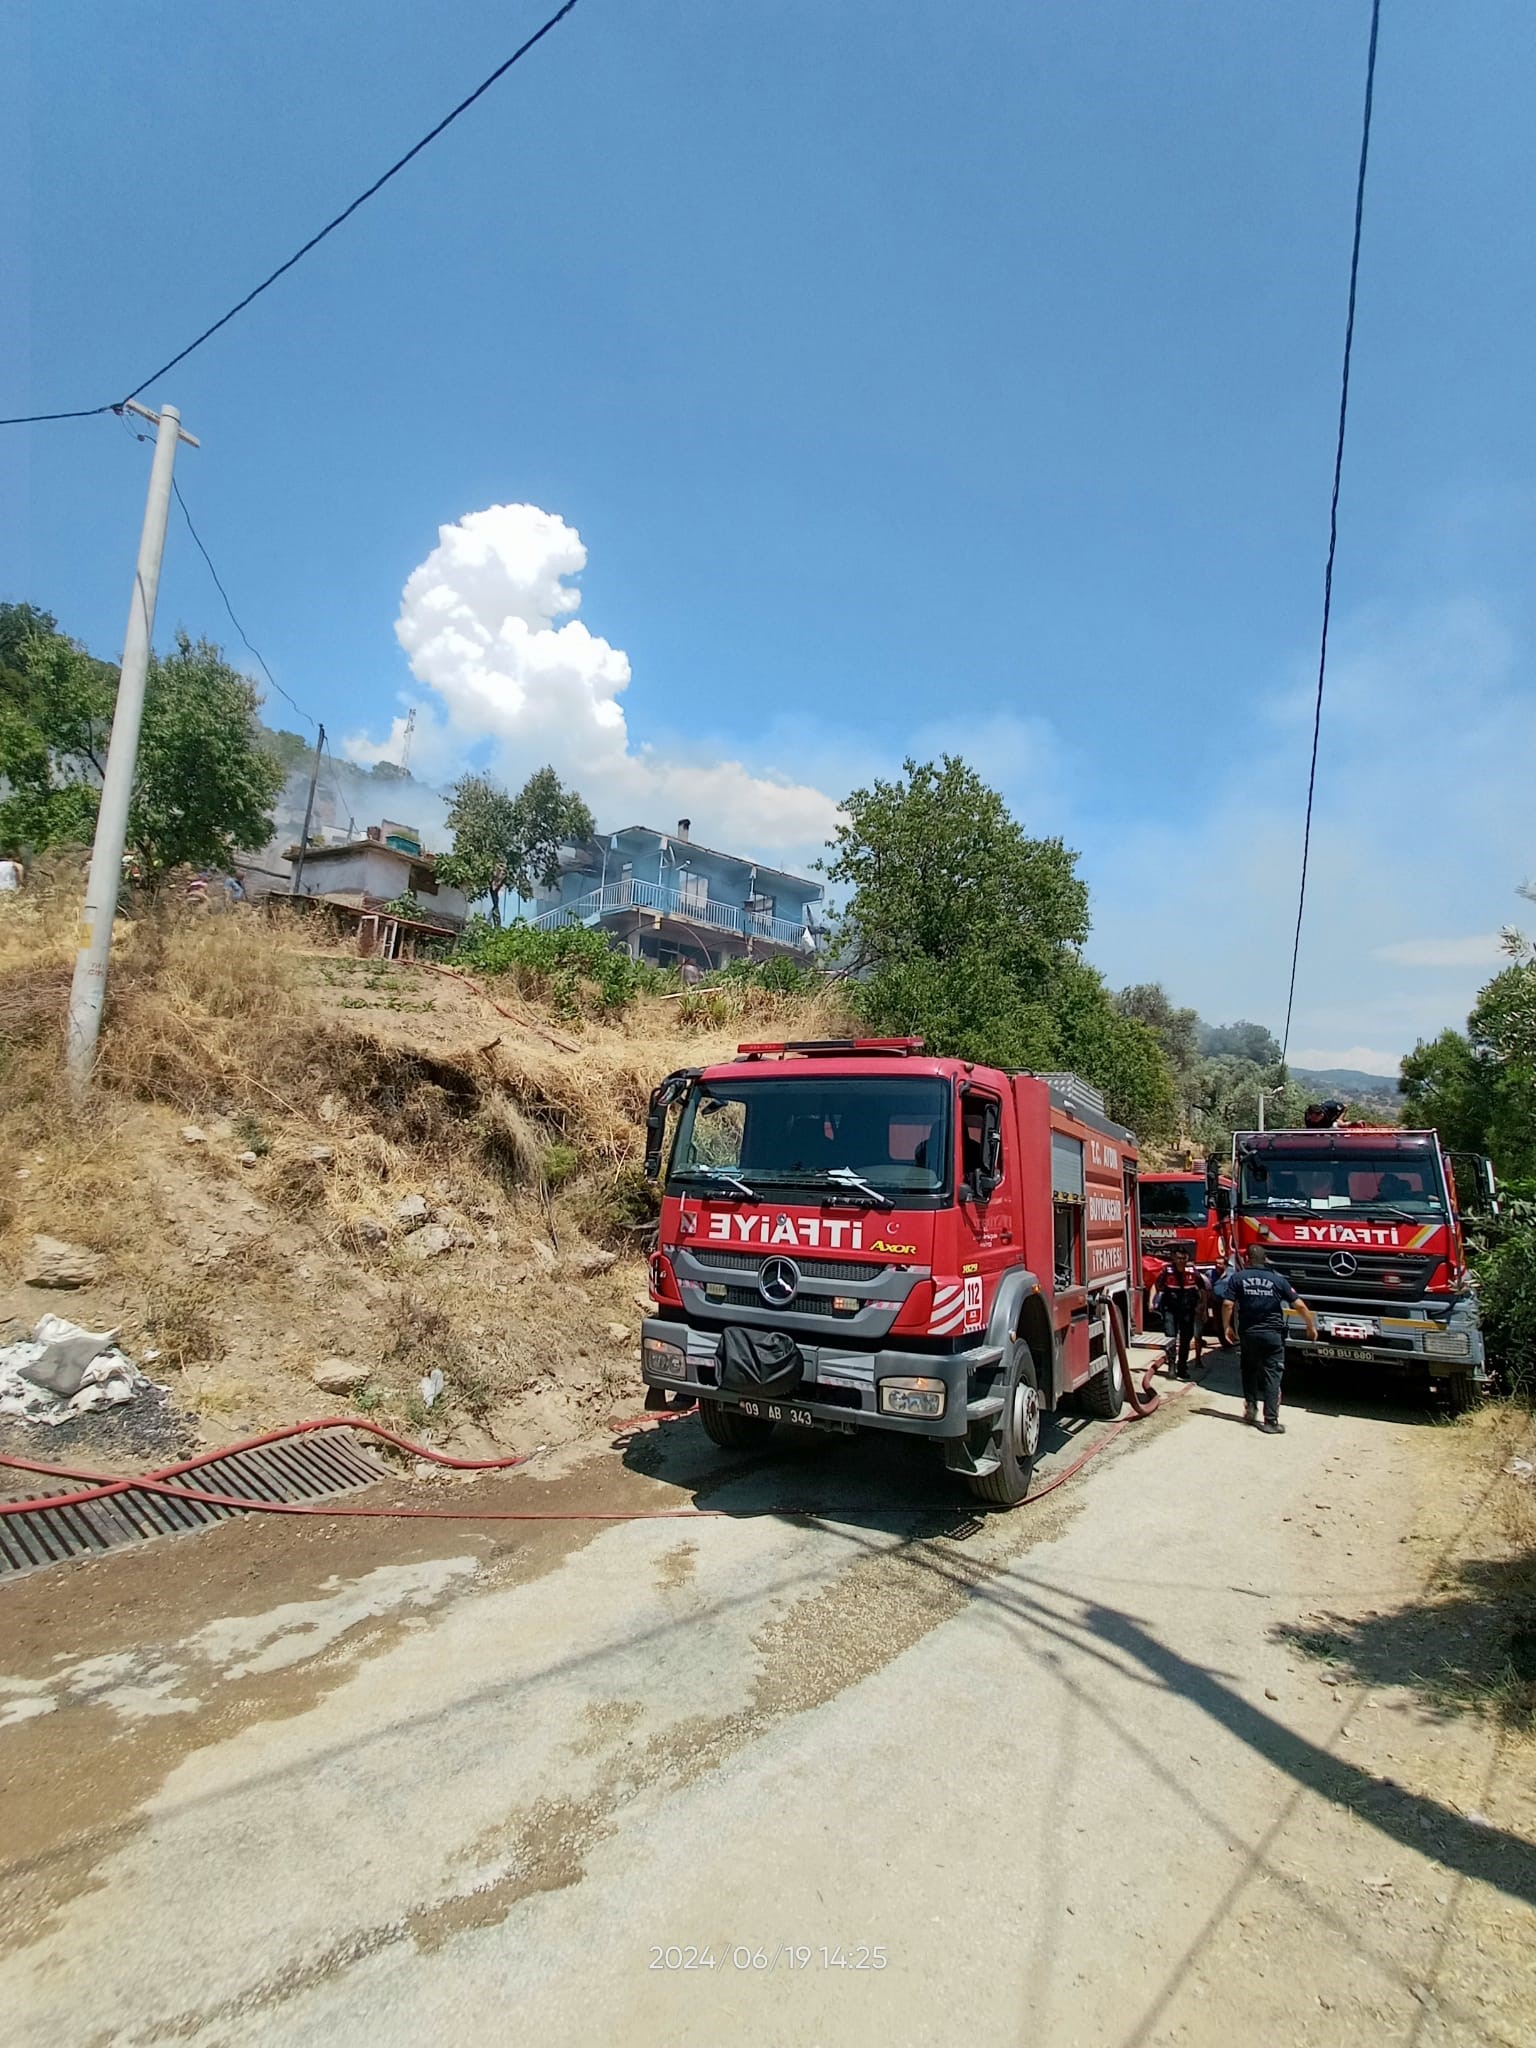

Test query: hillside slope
[0,894,850,1462]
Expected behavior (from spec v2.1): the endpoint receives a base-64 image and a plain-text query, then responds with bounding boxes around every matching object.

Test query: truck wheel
[963,1345,1041,1508]
[697,1397,776,1451]
[1441,1373,1479,1417]
[1079,1323,1127,1419]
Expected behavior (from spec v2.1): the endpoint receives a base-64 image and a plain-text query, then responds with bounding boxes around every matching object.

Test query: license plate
[735,1397,852,1433]
[1312,1344,1377,1361]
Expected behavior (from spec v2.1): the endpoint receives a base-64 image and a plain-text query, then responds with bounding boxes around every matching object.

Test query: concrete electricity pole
[289,724,326,896]
[64,400,199,1089]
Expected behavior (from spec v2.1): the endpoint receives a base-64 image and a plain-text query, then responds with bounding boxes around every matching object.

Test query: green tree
[130,635,286,883]
[827,756,1090,981]
[436,766,594,927]
[0,609,283,881]
[1400,937,1536,1181]
[508,765,595,902]
[436,774,521,926]
[1198,1018,1282,1066]
[823,756,1178,1137]
[258,725,316,779]
[0,605,116,852]
[1057,962,1179,1140]
[1115,983,1201,1086]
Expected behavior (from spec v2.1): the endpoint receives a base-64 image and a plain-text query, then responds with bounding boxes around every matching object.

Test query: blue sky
[4,0,1534,1071]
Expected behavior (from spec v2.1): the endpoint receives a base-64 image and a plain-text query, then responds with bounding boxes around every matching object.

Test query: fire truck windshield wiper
[816,1167,895,1209]
[682,1166,759,1201]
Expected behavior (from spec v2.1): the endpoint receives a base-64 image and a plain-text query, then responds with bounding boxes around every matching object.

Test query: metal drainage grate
[0,1428,388,1580]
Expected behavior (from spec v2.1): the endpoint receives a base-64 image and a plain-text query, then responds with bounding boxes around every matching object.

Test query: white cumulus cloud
[348,504,842,864]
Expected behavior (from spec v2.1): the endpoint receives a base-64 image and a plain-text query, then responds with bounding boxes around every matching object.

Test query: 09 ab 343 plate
[734,1397,854,1434]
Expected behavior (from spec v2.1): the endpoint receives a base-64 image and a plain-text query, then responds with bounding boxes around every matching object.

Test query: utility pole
[65,400,199,1089]
[289,724,326,896]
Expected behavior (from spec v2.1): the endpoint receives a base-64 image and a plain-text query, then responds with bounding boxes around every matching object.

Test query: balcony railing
[531,879,813,951]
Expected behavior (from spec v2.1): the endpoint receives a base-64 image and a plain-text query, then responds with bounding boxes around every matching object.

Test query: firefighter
[1152,1244,1206,1378]
[1221,1245,1319,1434]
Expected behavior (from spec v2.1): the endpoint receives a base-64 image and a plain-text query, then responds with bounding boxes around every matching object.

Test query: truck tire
[1079,1317,1127,1419]
[697,1397,776,1451]
[1441,1372,1479,1417]
[963,1344,1041,1508]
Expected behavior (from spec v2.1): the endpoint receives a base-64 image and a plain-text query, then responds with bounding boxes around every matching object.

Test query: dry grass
[0,881,848,1452]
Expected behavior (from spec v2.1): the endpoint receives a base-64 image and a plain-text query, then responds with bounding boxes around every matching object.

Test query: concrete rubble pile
[0,1315,159,1427]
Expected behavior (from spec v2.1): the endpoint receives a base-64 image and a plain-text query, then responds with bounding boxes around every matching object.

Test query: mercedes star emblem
[1328,1250,1359,1277]
[758,1256,800,1308]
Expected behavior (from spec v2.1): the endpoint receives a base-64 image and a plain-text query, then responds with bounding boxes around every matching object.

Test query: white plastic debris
[419,1368,445,1410]
[1504,1457,1533,1482]
[0,1316,153,1426]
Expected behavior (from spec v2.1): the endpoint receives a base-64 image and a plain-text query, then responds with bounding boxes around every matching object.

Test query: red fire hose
[0,1344,1191,1527]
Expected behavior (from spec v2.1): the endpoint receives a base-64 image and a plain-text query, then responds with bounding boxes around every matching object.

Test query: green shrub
[708,955,822,995]
[1474,1190,1536,1403]
[542,1141,581,1190]
[579,1161,661,1244]
[455,920,645,1014]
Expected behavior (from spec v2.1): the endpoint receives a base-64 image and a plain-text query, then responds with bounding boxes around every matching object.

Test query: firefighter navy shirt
[1230,1265,1298,1333]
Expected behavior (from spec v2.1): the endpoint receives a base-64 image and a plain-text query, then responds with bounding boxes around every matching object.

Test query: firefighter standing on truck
[1222,1244,1318,1434]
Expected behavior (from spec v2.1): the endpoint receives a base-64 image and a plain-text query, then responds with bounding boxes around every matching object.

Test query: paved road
[4,1360,1533,2046]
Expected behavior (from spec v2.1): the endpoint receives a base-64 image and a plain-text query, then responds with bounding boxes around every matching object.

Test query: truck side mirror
[643,1093,667,1181]
[966,1103,1003,1201]
[643,1069,700,1181]
[1214,1188,1231,1221]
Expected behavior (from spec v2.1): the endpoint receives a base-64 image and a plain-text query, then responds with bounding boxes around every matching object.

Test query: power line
[173,473,371,837]
[1280,0,1382,1067]
[172,476,316,734]
[0,1,582,428]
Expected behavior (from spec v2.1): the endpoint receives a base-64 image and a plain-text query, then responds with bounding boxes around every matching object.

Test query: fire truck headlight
[879,1377,946,1418]
[1424,1331,1471,1358]
[643,1336,687,1380]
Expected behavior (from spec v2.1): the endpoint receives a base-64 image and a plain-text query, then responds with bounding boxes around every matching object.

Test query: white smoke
[347,504,842,861]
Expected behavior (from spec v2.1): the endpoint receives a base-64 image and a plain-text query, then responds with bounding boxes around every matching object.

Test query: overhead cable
[1280,0,1383,1065]
[0,0,582,427]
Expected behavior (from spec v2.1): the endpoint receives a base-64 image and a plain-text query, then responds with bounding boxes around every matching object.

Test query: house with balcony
[530,819,823,971]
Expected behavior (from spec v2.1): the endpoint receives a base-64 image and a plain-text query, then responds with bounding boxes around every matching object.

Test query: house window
[678,871,708,913]
[746,891,776,919]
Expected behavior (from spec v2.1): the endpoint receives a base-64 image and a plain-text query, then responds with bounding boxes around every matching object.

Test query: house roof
[280,838,430,868]
[606,825,821,896]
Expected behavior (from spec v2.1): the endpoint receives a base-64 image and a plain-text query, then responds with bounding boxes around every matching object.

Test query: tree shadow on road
[1272,1551,1536,1735]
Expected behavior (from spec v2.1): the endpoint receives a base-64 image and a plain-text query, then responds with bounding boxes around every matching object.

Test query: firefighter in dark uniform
[1221,1244,1319,1433]
[1152,1244,1206,1378]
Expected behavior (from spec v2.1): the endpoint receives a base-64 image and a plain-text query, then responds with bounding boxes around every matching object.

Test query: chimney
[677,818,691,841]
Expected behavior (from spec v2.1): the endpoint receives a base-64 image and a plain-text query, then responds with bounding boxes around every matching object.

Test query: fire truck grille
[704,1284,862,1319]
[688,1250,886,1284]
[1266,1248,1437,1301]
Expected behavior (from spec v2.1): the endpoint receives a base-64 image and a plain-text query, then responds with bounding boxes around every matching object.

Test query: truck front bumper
[1282,1308,1487,1381]
[640,1317,1002,1441]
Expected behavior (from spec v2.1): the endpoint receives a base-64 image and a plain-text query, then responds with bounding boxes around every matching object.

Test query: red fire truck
[640,1039,1144,1505]
[1231,1119,1494,1407]
[1137,1168,1233,1293]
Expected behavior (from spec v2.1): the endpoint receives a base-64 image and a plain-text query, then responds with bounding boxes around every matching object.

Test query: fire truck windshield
[1239,1152,1445,1215]
[669,1075,952,1201]
[1139,1180,1209,1227]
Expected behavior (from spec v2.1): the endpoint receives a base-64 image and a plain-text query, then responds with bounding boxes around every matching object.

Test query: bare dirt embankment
[0,889,850,1464]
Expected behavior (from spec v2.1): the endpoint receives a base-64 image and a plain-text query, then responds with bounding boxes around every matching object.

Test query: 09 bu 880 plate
[735,1398,854,1434]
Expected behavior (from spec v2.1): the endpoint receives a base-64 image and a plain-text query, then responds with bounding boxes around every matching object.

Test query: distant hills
[1290,1066,1401,1102]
